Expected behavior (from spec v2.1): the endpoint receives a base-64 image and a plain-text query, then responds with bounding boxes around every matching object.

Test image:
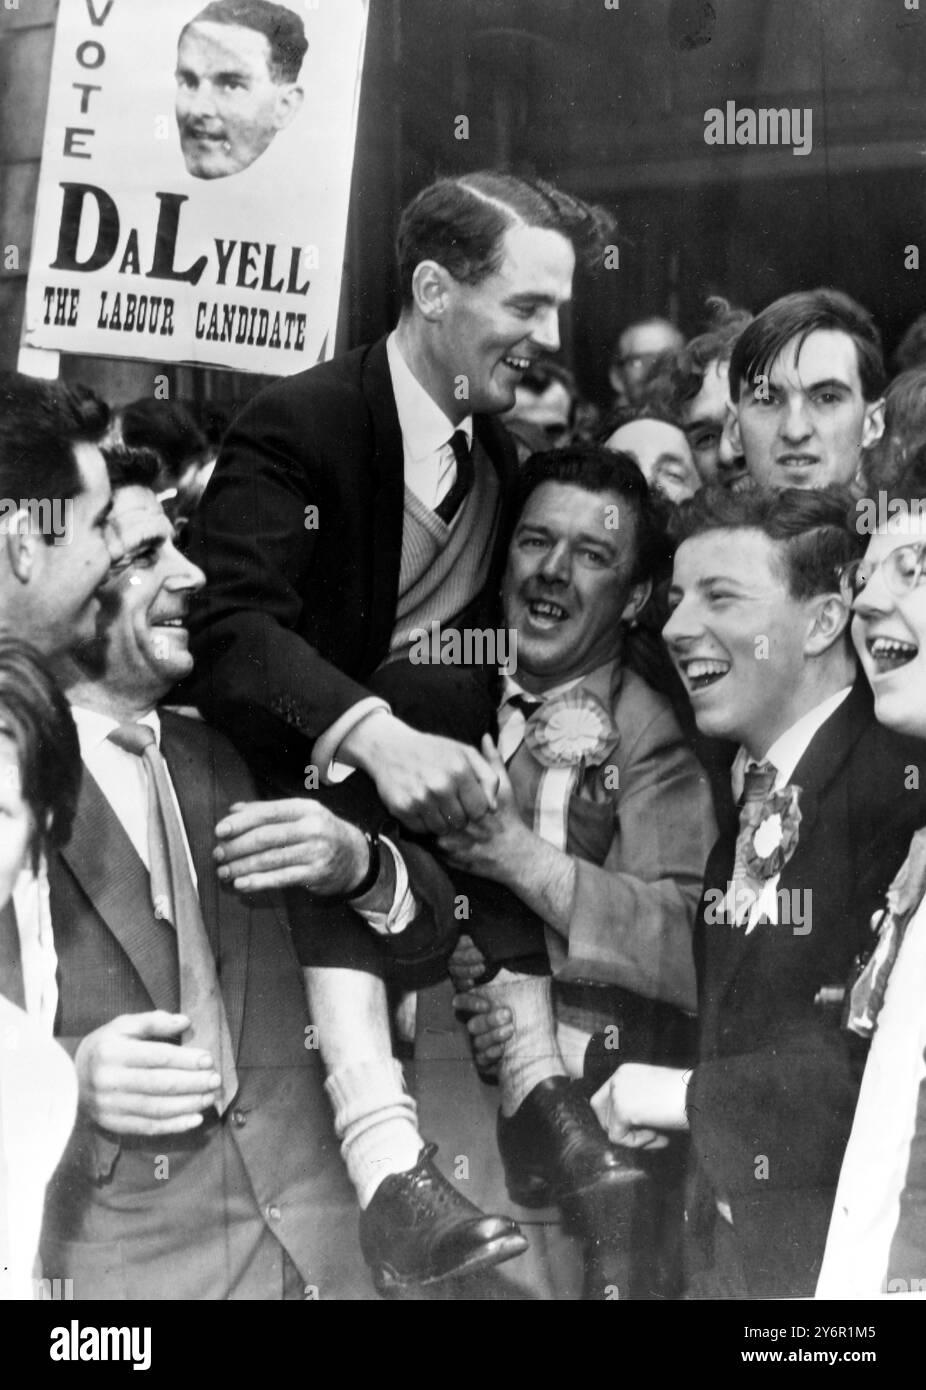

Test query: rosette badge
[743,785,802,880]
[525,691,619,768]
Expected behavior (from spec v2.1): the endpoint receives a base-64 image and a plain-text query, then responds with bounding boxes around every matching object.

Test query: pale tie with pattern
[107,722,238,1112]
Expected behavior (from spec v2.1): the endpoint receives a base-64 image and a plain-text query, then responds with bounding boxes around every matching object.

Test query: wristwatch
[320,828,381,903]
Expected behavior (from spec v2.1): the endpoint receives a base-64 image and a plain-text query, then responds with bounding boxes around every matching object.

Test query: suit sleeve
[557,706,717,1013]
[184,382,378,779]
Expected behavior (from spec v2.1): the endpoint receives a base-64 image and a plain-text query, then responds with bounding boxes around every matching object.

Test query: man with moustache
[592,487,925,1298]
[818,502,926,1296]
[175,0,307,181]
[185,172,611,1289]
[727,288,885,493]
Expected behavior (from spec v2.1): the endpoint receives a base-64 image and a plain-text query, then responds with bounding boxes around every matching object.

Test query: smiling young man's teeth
[683,658,731,690]
[529,599,567,620]
[504,355,531,371]
[868,636,918,669]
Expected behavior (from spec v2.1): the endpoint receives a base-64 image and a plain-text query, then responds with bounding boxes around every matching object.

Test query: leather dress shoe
[359,1143,528,1296]
[497,1075,643,1208]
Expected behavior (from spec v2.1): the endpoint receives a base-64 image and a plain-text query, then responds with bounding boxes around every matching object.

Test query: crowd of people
[3,166,926,1302]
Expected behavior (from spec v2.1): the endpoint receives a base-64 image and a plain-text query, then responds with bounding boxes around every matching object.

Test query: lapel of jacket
[709,678,870,1010]
[56,769,179,1013]
[159,711,249,1058]
[360,336,406,671]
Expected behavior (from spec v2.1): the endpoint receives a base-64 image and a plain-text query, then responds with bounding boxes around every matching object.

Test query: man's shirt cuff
[352,836,417,936]
[311,698,391,785]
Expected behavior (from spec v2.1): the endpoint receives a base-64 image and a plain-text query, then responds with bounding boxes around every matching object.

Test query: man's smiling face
[850,513,926,740]
[175,21,303,179]
[734,328,883,492]
[94,486,206,704]
[502,481,647,691]
[663,528,820,756]
[436,224,576,418]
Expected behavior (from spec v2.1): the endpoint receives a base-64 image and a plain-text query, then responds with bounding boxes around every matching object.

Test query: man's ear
[862,397,886,450]
[724,399,744,459]
[621,578,652,626]
[804,591,851,656]
[4,511,39,585]
[411,260,453,323]
[274,84,304,131]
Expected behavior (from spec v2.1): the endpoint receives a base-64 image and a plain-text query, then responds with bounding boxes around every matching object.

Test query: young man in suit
[40,447,478,1299]
[593,486,926,1298]
[184,173,612,1285]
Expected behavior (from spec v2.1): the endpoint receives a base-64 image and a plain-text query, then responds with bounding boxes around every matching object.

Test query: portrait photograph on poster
[2,0,926,1341]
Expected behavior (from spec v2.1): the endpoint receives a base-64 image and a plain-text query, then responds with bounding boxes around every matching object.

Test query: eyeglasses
[836,541,926,600]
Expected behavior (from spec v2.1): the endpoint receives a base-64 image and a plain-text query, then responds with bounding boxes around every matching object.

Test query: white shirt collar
[386,330,473,465]
[70,704,161,758]
[731,685,853,797]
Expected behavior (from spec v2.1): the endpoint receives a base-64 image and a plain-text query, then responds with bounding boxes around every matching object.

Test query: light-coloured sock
[325,1058,424,1209]
[479,968,566,1117]
[556,1020,594,1080]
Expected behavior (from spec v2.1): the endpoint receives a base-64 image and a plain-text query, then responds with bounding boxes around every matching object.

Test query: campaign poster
[22,0,369,374]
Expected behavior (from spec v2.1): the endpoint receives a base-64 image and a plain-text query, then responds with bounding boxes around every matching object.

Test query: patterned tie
[846,826,926,1038]
[434,430,474,525]
[108,723,238,1112]
[729,760,779,926]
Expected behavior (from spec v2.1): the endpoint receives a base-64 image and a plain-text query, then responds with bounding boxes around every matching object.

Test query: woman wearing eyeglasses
[0,637,82,1300]
[818,500,926,1296]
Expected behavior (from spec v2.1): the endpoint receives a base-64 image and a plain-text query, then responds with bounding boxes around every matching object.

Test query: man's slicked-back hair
[396,172,614,307]
[182,0,308,82]
[0,374,107,539]
[517,442,672,583]
[672,484,865,601]
[103,444,162,494]
[0,633,81,870]
[729,288,886,403]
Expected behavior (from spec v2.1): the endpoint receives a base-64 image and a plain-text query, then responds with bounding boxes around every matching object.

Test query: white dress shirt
[730,686,852,932]
[10,861,58,1034]
[313,330,473,783]
[816,889,926,1298]
[72,705,414,937]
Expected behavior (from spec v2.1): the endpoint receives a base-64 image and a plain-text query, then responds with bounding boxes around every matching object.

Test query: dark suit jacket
[182,335,520,794]
[686,678,926,1298]
[38,711,367,1301]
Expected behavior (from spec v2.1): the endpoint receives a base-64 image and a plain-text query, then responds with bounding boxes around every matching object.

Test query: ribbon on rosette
[741,784,802,881]
[523,690,621,851]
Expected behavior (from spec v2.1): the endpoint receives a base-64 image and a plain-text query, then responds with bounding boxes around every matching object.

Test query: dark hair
[182,0,308,82]
[103,444,162,493]
[396,172,614,306]
[0,373,108,546]
[609,317,684,370]
[518,359,577,399]
[892,312,926,376]
[671,297,753,410]
[861,367,926,494]
[729,288,885,404]
[598,401,687,442]
[119,399,207,486]
[671,484,864,601]
[517,443,672,582]
[0,634,81,870]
